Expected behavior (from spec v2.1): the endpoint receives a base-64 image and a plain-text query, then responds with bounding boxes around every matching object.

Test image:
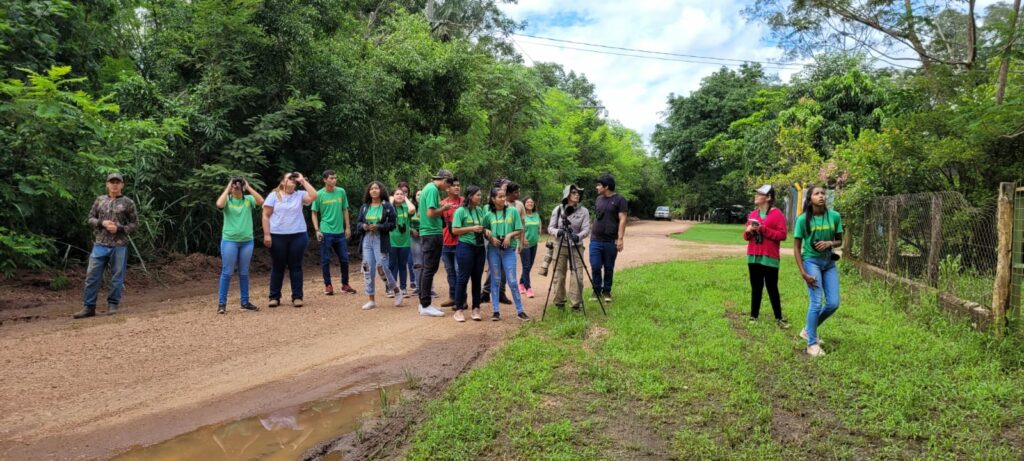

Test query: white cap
[755,184,773,195]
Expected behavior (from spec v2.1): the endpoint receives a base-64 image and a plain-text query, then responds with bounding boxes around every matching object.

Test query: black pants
[748,263,782,319]
[418,234,444,307]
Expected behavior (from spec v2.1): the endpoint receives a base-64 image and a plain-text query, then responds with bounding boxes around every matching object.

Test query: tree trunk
[966,0,978,69]
[996,0,1023,104]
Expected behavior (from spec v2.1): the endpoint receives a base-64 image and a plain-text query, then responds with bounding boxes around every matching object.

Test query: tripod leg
[566,244,586,315]
[541,239,566,321]
[573,243,607,316]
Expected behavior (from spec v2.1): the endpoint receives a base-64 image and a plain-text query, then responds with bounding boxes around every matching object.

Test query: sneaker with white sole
[418,305,445,317]
[517,311,531,322]
[807,344,826,357]
[385,290,395,298]
[394,288,404,307]
[471,308,482,321]
[454,310,466,322]
[799,328,823,345]
[362,301,377,310]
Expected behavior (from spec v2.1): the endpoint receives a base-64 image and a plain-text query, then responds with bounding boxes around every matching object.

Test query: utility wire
[515,38,804,70]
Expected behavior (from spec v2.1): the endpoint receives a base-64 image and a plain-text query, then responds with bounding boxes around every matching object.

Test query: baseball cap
[432,169,454,181]
[107,173,124,182]
[755,184,773,195]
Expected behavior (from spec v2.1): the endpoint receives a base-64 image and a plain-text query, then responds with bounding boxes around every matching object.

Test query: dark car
[710,205,747,224]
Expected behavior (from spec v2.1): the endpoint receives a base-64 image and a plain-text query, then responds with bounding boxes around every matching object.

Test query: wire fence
[851,191,998,309]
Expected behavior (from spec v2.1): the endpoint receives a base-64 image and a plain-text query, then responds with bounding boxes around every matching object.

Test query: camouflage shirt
[87,195,139,247]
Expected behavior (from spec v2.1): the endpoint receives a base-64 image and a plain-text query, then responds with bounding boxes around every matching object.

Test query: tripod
[541,207,607,320]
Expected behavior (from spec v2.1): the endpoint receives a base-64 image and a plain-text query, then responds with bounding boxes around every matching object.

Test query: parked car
[654,206,671,220]
[710,205,747,224]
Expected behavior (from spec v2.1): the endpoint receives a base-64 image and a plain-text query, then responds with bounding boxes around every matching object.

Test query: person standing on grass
[312,170,356,296]
[548,185,590,310]
[451,185,487,322]
[387,188,414,298]
[75,173,139,319]
[794,184,843,357]
[590,173,628,303]
[439,178,463,309]
[416,170,455,317]
[263,172,317,308]
[215,176,264,314]
[483,186,529,321]
[519,197,542,299]
[357,181,403,310]
[743,185,788,327]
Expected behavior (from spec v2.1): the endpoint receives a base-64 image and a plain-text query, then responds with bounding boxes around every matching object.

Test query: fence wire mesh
[1012,187,1024,321]
[853,191,997,309]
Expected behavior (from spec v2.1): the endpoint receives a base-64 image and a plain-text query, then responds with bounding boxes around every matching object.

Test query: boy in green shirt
[312,170,355,295]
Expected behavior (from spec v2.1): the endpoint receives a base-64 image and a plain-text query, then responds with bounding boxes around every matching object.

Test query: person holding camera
[483,186,529,321]
[312,170,355,296]
[794,184,843,357]
[590,173,627,303]
[214,176,264,314]
[357,181,403,310]
[416,170,455,317]
[451,185,487,322]
[743,185,788,327]
[547,185,591,310]
[387,188,414,297]
[482,178,515,305]
[263,172,317,307]
[519,197,541,298]
[74,173,139,318]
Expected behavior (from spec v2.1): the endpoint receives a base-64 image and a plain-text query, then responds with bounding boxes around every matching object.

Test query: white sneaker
[799,328,823,345]
[418,305,445,317]
[362,301,377,311]
[394,289,404,307]
[807,344,826,357]
[385,290,394,298]
[453,310,466,322]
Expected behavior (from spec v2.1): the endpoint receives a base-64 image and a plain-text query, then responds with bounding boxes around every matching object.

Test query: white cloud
[500,1,797,148]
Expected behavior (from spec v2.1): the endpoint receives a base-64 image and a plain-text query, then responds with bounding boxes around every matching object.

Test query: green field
[403,258,1024,460]
[673,223,798,246]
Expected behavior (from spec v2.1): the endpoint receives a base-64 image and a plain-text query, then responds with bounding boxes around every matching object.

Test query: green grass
[403,258,1024,460]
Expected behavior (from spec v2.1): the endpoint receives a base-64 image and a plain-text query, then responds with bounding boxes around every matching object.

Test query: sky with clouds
[498,0,1005,147]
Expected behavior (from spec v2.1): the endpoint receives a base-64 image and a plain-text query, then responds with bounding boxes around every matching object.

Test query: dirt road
[0,220,744,460]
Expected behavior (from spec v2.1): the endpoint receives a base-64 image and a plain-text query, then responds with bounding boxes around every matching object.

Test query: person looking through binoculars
[542,185,590,310]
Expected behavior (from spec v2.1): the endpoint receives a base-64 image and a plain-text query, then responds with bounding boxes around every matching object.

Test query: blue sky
[498,0,1005,146]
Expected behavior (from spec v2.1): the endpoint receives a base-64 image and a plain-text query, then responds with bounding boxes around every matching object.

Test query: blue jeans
[389,246,411,290]
[269,232,308,301]
[410,236,422,289]
[803,256,841,346]
[82,244,128,308]
[488,246,524,313]
[362,233,396,296]
[442,245,458,300]
[519,244,538,289]
[589,240,619,295]
[483,243,506,296]
[320,232,350,286]
[454,242,486,310]
[218,240,254,305]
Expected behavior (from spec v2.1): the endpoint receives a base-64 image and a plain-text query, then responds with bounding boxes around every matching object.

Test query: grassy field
[402,258,1024,460]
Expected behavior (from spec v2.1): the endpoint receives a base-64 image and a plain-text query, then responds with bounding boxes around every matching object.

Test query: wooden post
[992,182,1014,336]
[885,200,899,271]
[861,210,873,263]
[926,195,943,287]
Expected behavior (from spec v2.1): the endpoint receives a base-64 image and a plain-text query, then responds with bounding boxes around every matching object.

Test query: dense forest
[0,0,666,274]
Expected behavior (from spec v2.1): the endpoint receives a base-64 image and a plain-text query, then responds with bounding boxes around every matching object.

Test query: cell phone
[748,219,761,227]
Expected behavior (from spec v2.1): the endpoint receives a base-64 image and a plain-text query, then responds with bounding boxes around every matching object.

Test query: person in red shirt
[743,185,789,327]
[440,179,463,308]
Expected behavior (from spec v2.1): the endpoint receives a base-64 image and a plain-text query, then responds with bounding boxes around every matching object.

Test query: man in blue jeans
[75,173,139,318]
[589,173,628,303]
[312,170,356,295]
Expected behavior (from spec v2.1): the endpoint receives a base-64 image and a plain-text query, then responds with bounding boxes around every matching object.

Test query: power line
[513,33,804,69]
[514,38,804,70]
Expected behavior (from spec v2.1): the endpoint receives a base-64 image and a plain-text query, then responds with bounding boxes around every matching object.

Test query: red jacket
[743,208,787,259]
[441,196,463,246]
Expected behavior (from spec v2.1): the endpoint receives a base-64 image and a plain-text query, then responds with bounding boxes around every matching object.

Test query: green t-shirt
[794,210,843,259]
[311,187,348,234]
[365,204,383,226]
[222,195,258,242]
[523,212,541,248]
[390,203,411,248]
[410,208,420,234]
[748,210,779,268]
[453,206,486,246]
[484,207,523,249]
[418,182,443,236]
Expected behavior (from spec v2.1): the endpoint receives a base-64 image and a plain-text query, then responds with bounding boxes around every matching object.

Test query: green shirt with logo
[453,206,486,246]
[484,207,523,249]
[222,195,259,242]
[390,203,411,248]
[523,212,541,248]
[365,204,383,226]
[311,187,349,234]
[418,182,443,236]
[794,210,843,259]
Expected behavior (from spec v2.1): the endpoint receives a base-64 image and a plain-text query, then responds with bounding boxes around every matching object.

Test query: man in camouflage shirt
[74,173,139,318]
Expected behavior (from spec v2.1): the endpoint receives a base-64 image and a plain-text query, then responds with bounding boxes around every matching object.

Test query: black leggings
[748,263,782,320]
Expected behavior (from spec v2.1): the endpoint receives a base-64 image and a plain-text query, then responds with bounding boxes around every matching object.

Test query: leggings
[748,263,782,320]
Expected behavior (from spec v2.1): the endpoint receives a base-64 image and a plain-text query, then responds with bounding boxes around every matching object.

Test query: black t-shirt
[592,194,628,242]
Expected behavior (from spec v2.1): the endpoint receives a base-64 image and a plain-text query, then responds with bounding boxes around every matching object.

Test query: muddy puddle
[111,383,406,461]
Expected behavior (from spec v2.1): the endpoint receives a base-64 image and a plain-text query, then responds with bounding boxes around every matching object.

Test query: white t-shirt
[263,190,308,234]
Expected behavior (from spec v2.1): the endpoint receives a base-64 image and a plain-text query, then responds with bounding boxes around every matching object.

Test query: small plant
[402,367,421,390]
[379,386,392,418]
[938,254,962,291]
[49,274,70,291]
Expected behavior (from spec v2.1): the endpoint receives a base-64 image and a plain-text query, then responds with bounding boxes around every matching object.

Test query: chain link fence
[851,191,998,309]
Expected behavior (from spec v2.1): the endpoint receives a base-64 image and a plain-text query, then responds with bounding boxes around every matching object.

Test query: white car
[654,206,671,220]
